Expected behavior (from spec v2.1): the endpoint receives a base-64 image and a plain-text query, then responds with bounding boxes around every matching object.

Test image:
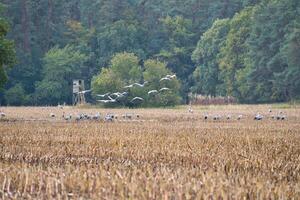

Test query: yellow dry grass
[0,104,300,199]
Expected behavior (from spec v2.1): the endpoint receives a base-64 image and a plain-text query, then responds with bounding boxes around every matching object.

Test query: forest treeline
[0,0,299,106]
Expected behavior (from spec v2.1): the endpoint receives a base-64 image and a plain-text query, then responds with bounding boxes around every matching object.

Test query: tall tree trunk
[71,0,81,21]
[221,0,229,18]
[21,0,30,53]
[88,13,93,28]
[46,0,53,50]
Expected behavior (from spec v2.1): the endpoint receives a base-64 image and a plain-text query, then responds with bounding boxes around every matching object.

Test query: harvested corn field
[0,104,300,199]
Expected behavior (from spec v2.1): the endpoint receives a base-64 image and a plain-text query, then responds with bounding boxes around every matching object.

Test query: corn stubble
[0,106,299,199]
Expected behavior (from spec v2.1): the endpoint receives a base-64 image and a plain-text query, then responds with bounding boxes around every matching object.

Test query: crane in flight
[159,87,171,92]
[148,90,158,95]
[77,90,92,94]
[124,81,148,88]
[131,97,144,103]
[160,74,176,82]
[96,93,111,98]
[97,99,116,103]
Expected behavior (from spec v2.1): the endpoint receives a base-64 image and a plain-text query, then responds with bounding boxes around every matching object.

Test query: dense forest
[0,0,299,106]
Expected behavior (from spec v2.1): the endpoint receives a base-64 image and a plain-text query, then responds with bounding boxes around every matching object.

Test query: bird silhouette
[159,87,171,92]
[96,93,111,98]
[160,74,176,82]
[97,99,116,103]
[148,90,158,95]
[111,92,128,99]
[166,74,176,79]
[93,112,101,120]
[133,81,148,87]
[254,113,263,120]
[124,84,134,89]
[237,115,243,120]
[124,81,148,89]
[62,112,72,121]
[160,77,171,82]
[77,90,92,94]
[131,97,144,103]
[0,111,5,118]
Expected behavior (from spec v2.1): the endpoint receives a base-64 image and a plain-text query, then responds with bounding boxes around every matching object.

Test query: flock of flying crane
[95,74,176,105]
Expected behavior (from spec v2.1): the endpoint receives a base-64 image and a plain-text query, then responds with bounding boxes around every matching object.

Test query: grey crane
[254,113,263,120]
[237,115,243,120]
[0,111,6,118]
[62,112,72,121]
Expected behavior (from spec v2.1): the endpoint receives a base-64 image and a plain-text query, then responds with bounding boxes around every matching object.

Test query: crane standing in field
[0,111,5,118]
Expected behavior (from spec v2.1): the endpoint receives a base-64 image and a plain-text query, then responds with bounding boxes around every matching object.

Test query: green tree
[191,18,230,96]
[158,15,195,102]
[0,5,16,89]
[218,7,253,101]
[4,0,299,105]
[143,59,181,106]
[35,45,87,105]
[91,52,143,106]
[96,20,147,68]
[274,18,300,100]
[4,83,27,105]
[110,52,142,83]
[92,52,181,107]
[247,0,300,102]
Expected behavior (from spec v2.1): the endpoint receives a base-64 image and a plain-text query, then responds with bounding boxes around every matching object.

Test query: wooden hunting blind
[73,79,86,105]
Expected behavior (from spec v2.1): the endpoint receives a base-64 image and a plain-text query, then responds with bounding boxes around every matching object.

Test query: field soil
[0,105,299,199]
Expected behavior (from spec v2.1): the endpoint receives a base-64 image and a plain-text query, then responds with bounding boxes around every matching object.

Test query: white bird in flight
[131,97,144,103]
[160,77,171,82]
[148,90,158,95]
[166,74,176,79]
[78,90,92,94]
[133,81,148,87]
[124,84,134,88]
[97,99,116,103]
[159,87,171,92]
[124,81,148,88]
[107,96,116,101]
[96,93,111,98]
[160,74,176,82]
[111,92,128,98]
